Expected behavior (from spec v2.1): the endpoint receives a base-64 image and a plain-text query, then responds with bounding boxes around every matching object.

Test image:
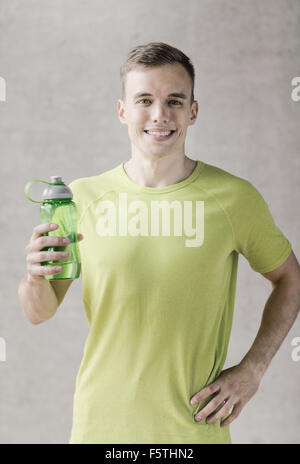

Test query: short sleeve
[230,180,292,273]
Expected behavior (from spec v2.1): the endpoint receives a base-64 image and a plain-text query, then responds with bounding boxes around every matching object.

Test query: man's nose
[151,102,170,122]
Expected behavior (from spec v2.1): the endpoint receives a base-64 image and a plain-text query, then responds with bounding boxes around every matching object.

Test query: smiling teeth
[147,131,172,136]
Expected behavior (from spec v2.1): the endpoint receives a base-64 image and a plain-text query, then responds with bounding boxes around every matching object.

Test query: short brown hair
[120,42,195,105]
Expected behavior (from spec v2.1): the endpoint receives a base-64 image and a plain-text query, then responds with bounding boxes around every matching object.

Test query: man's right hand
[25,222,84,282]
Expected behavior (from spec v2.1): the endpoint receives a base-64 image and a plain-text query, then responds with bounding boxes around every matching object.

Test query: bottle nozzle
[50,176,63,183]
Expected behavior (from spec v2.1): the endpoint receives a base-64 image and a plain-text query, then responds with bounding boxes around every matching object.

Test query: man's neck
[123,155,197,188]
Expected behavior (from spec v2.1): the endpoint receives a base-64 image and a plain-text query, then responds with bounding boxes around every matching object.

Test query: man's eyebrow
[133,92,187,99]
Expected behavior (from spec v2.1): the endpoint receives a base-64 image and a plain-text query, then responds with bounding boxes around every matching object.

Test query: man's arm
[190,250,300,426]
[239,249,300,376]
[19,222,84,325]
[19,274,74,325]
[18,274,60,324]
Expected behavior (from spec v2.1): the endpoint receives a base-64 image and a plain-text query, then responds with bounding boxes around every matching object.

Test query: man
[19,42,300,444]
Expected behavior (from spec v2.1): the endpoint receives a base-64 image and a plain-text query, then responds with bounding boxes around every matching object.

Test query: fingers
[28,250,69,264]
[194,391,225,422]
[31,223,84,244]
[220,402,243,427]
[25,223,84,280]
[27,264,64,282]
[190,382,221,405]
[205,397,235,424]
[31,222,59,240]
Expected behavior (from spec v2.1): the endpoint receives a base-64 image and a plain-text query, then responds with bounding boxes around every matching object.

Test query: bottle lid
[50,176,63,183]
[42,176,73,200]
[24,176,73,203]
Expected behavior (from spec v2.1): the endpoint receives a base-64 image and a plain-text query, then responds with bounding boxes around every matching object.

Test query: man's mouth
[144,129,176,140]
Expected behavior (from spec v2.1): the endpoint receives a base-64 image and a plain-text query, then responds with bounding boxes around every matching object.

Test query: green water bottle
[24,176,81,280]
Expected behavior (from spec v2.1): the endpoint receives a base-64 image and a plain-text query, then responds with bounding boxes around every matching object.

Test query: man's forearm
[18,274,59,324]
[239,277,300,378]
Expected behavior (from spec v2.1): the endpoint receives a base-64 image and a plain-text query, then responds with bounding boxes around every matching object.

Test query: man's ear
[189,100,198,126]
[117,99,127,125]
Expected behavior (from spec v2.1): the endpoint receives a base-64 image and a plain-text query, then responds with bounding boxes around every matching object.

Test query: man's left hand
[190,363,262,427]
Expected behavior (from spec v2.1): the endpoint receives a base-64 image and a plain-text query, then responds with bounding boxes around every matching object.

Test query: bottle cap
[24,176,73,203]
[42,176,73,200]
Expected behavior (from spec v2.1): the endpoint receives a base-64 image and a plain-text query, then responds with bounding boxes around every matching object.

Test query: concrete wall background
[0,0,299,444]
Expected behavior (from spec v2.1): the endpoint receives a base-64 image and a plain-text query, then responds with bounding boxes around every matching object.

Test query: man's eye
[137,99,182,105]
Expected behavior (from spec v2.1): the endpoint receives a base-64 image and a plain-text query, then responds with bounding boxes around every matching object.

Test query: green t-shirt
[68,159,291,444]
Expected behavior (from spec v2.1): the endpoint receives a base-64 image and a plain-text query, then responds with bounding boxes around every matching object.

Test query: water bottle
[24,176,81,280]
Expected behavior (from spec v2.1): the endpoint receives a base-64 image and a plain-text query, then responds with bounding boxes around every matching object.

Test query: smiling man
[20,42,300,445]
[117,60,198,187]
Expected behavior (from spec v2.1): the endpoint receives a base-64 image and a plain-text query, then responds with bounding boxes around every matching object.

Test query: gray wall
[1,0,299,444]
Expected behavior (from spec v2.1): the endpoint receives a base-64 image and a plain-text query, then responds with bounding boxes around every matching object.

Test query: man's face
[117,63,198,160]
